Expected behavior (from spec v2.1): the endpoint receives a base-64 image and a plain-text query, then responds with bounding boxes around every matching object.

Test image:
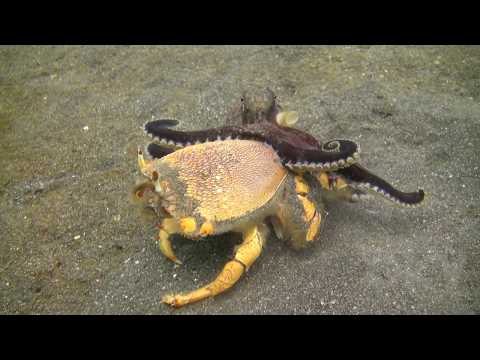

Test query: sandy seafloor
[0,45,479,314]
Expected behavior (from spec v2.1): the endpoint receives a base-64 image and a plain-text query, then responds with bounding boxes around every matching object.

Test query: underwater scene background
[0,45,479,314]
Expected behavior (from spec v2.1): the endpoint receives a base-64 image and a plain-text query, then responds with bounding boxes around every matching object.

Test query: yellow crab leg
[158,218,182,265]
[293,175,322,243]
[298,195,322,242]
[315,171,349,191]
[296,194,322,243]
[314,171,366,203]
[162,225,265,308]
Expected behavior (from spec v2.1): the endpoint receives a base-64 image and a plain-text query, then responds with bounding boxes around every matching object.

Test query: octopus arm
[147,119,179,128]
[337,164,425,206]
[146,143,176,159]
[145,120,359,170]
[279,139,360,170]
[145,120,253,147]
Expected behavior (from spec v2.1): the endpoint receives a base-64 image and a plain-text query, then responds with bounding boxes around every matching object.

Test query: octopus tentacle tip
[414,189,426,204]
[338,165,425,208]
[145,119,179,130]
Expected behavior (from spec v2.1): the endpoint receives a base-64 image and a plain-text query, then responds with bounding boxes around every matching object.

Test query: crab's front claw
[158,218,183,265]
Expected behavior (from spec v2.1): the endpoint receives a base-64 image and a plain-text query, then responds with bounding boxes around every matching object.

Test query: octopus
[132,88,424,308]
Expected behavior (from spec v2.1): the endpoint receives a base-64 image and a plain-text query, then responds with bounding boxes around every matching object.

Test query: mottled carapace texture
[160,140,287,222]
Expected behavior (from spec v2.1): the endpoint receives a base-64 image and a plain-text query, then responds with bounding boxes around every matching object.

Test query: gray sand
[0,45,479,314]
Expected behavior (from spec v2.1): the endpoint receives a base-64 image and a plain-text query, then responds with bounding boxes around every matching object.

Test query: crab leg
[311,171,367,203]
[158,218,182,265]
[293,176,322,243]
[162,225,266,308]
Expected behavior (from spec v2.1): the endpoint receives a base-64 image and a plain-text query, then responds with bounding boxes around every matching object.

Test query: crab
[133,89,425,308]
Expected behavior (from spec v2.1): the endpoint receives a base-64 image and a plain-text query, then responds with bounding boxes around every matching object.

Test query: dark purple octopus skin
[143,89,424,206]
[144,89,360,171]
[145,121,360,170]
